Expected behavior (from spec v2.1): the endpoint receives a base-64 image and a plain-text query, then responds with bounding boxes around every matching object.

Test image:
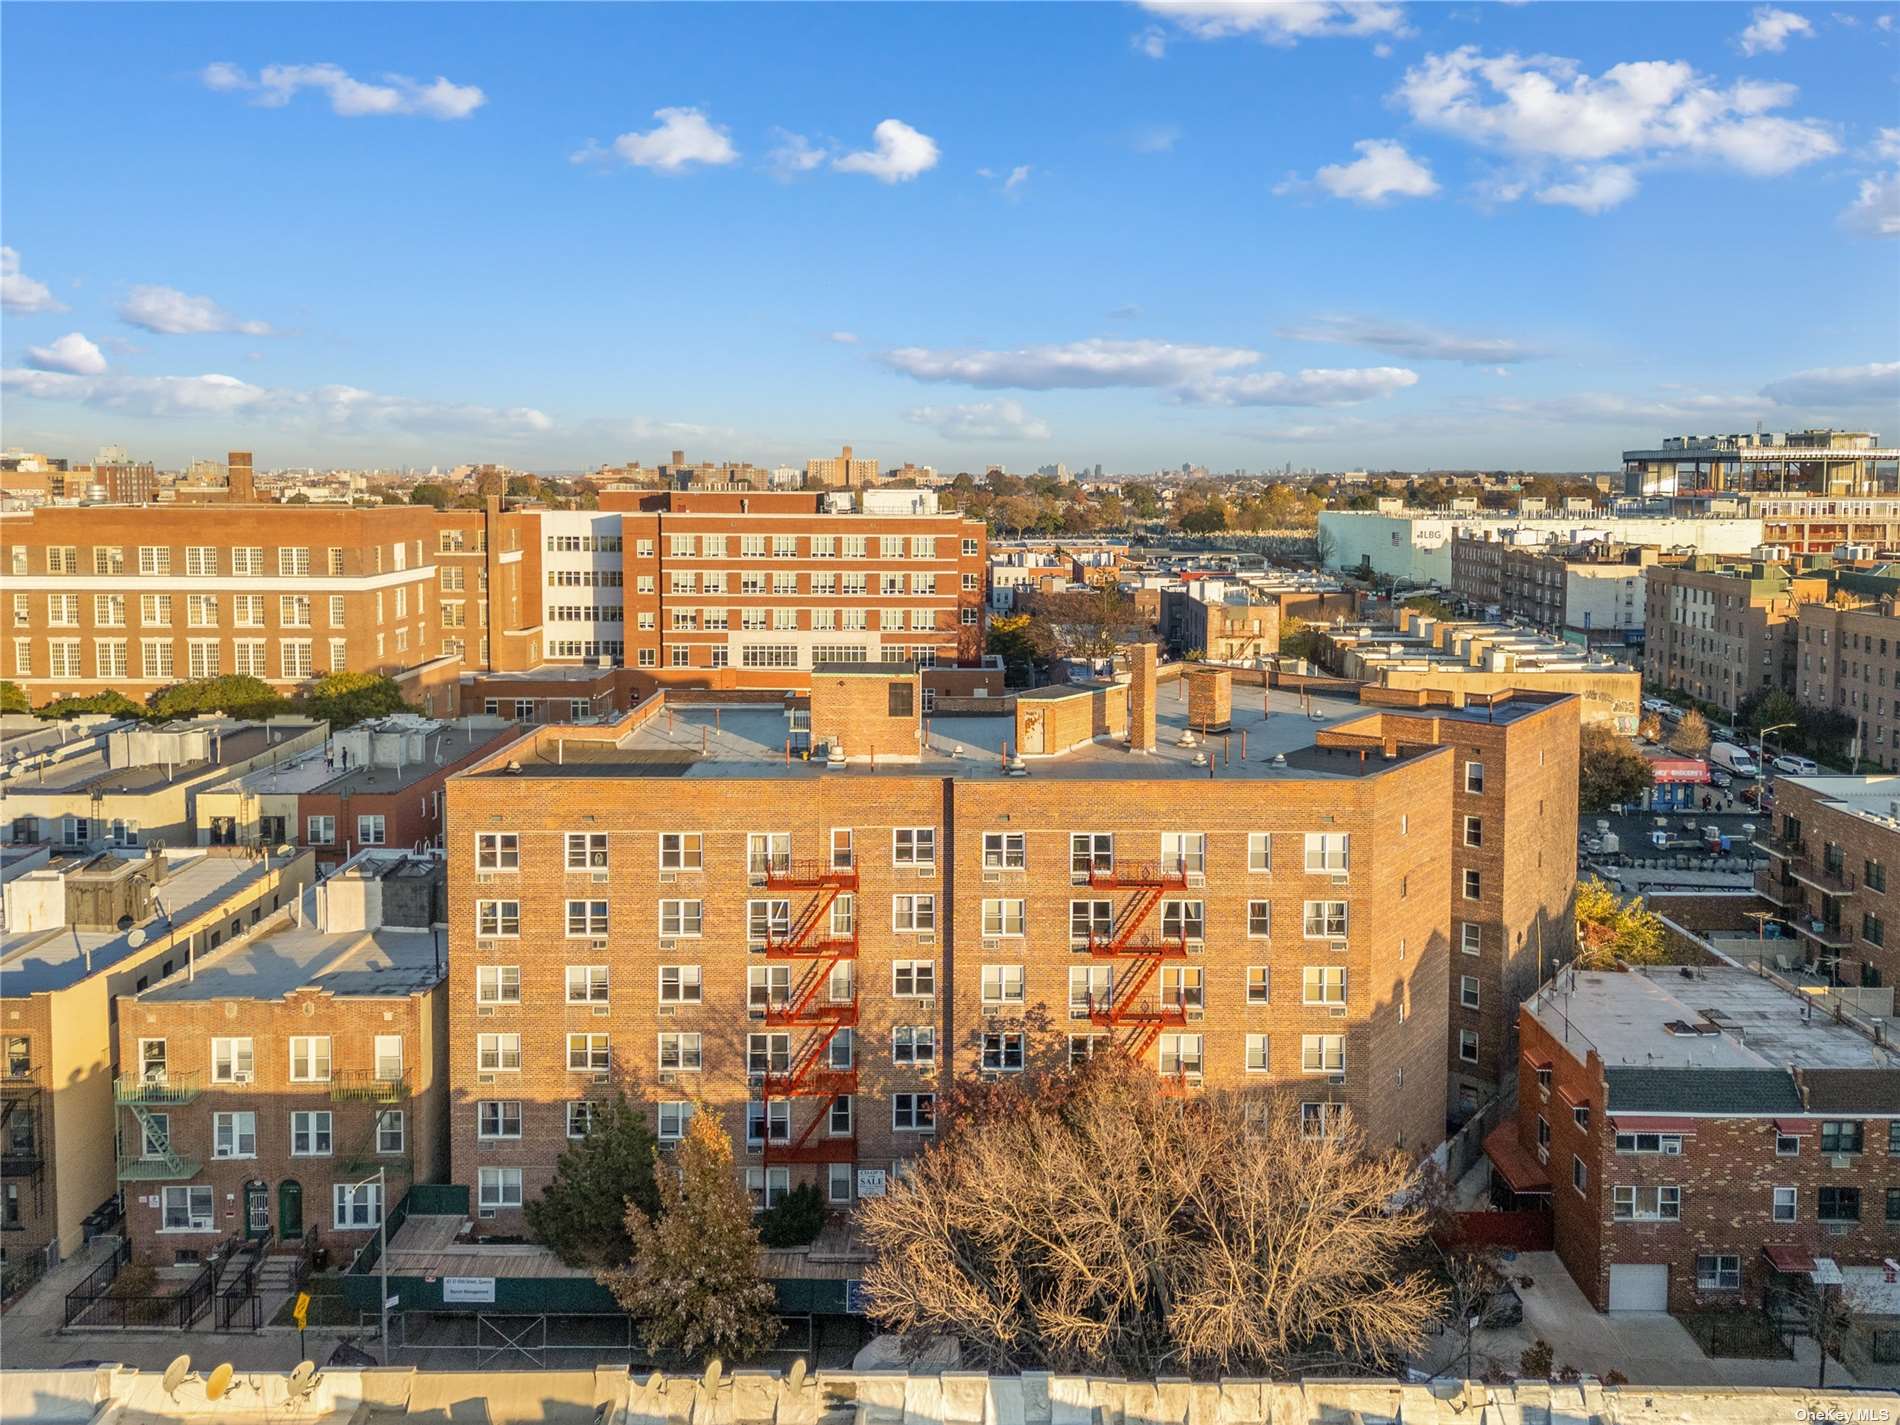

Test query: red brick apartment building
[113,853,448,1263]
[1508,964,1900,1315]
[1754,775,1900,986]
[0,499,544,712]
[438,656,1577,1223]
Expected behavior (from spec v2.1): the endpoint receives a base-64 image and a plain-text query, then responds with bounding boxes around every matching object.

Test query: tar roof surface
[5,725,313,797]
[0,852,292,997]
[475,683,1514,782]
[1530,966,1900,1074]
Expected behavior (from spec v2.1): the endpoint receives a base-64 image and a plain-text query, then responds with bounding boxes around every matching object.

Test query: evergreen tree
[301,672,414,729]
[523,1093,659,1269]
[600,1109,779,1365]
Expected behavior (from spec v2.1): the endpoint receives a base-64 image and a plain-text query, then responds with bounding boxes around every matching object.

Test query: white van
[1708,742,1759,778]
[1771,753,1818,776]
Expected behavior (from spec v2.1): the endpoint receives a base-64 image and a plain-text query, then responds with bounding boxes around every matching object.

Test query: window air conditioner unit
[478,1074,495,1085]
[1329,1074,1346,1085]
[1187,874,1205,889]
[592,872,609,884]
[592,1073,609,1086]
[478,940,496,953]
[1186,1010,1204,1023]
[917,867,933,880]
[592,1005,610,1017]
[1330,1006,1348,1019]
[590,939,608,950]
[1187,939,1205,954]
[748,941,765,954]
[1331,941,1348,953]
[477,1007,493,1018]
[1831,1154,1851,1169]
[917,934,937,948]
[659,871,677,884]
[658,1072,676,1086]
[479,1207,496,1220]
[982,938,999,951]
[232,1071,253,1084]
[1331,873,1349,886]
[747,1072,766,1087]
[749,876,766,888]
[983,871,1001,884]
[477,874,495,885]
[657,1005,674,1017]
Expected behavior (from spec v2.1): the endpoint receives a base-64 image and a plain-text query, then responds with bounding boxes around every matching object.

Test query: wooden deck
[384,1214,593,1280]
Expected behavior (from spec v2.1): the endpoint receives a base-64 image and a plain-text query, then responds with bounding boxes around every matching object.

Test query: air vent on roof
[1663,1019,1719,1037]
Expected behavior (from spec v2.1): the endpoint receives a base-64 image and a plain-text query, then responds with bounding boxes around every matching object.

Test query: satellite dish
[702,1359,724,1393]
[643,1372,665,1393]
[787,1359,808,1391]
[205,1363,235,1401]
[126,928,147,949]
[287,1362,319,1400]
[117,914,135,931]
[161,1355,194,1400]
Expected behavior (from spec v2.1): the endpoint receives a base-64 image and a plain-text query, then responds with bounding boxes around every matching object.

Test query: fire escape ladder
[1109,885,1164,954]
[783,885,840,953]
[127,1103,189,1177]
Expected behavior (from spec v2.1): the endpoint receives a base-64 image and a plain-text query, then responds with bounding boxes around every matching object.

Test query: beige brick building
[1642,559,1823,717]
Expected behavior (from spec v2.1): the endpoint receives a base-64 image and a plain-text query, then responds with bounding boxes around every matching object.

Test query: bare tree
[1022,587,1154,664]
[857,1059,1444,1377]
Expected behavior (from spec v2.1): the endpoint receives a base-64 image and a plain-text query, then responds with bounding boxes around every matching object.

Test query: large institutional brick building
[438,658,1578,1223]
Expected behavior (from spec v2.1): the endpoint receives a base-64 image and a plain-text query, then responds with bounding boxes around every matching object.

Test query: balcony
[113,1073,202,1107]
[758,1066,857,1099]
[339,1147,413,1178]
[1794,918,1854,951]
[1753,867,1802,907]
[1085,933,1190,960]
[1752,833,1808,861]
[761,1136,855,1166]
[1088,999,1189,1031]
[761,933,858,959]
[0,1144,43,1175]
[761,860,858,891]
[116,1153,201,1182]
[1086,862,1189,891]
[1790,861,1857,897]
[762,1001,858,1030]
[330,1071,408,1103]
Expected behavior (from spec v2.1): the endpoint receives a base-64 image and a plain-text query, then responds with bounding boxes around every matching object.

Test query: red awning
[1764,1245,1816,1273]
[1774,1119,1817,1135]
[1609,1116,1697,1134]
[1484,1123,1553,1194]
[1647,757,1711,784]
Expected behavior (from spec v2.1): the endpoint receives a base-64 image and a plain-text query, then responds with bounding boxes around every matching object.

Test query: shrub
[1519,1339,1554,1378]
[758,1182,827,1248]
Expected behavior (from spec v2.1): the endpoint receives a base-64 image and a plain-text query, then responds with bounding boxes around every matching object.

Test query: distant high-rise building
[806,444,879,489]
[227,450,256,502]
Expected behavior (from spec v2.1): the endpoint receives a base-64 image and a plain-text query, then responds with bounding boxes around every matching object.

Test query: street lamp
[341,1166,390,1365]
[1757,722,1796,779]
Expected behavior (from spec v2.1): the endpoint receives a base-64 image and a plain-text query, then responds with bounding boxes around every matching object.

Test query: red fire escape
[1085,860,1190,1064]
[759,859,858,1167]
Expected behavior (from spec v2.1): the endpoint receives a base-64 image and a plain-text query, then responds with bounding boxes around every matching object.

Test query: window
[747,899,791,941]
[1071,899,1113,944]
[1158,899,1203,943]
[1460,975,1481,1009]
[1460,922,1482,956]
[139,1039,169,1083]
[162,1185,215,1232]
[475,900,520,938]
[893,961,936,997]
[1302,966,1346,1005]
[1161,965,1202,1009]
[981,964,1025,1004]
[658,965,701,1003]
[566,899,609,937]
[982,899,1025,936]
[1465,761,1485,794]
[746,1166,790,1208]
[1239,900,1270,938]
[210,1038,253,1083]
[213,1112,257,1159]
[478,1101,523,1139]
[1245,1034,1271,1072]
[377,1110,405,1155]
[894,1094,936,1131]
[892,894,936,932]
[566,1034,610,1073]
[893,1026,936,1065]
[1611,1185,1681,1221]
[1696,1255,1741,1291]
[829,1162,854,1203]
[1463,816,1483,848]
[981,1032,1025,1072]
[1246,966,1271,1004]
[477,1169,522,1211]
[1819,1187,1861,1222]
[565,832,609,871]
[982,832,1025,869]
[1459,1029,1480,1063]
[1302,901,1348,938]
[1161,831,1205,875]
[1301,1102,1346,1139]
[1615,1131,1683,1155]
[139,1113,171,1158]
[1071,832,1113,877]
[288,1036,331,1082]
[747,1100,791,1144]
[303,815,335,847]
[661,1041,706,1071]
[477,1034,521,1071]
[1248,832,1272,872]
[566,965,609,1003]
[356,814,386,847]
[1573,1156,1587,1194]
[1303,833,1349,874]
[1820,1120,1864,1155]
[290,1111,333,1156]
[476,832,518,871]
[746,832,791,876]
[659,832,703,870]
[1776,1133,1800,1156]
[893,827,936,867]
[1301,1035,1345,1073]
[566,1102,600,1139]
[657,1102,694,1141]
[1158,1033,1203,1077]
[476,965,520,1004]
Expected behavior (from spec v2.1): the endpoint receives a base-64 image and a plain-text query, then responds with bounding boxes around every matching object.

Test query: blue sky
[3,1,1896,473]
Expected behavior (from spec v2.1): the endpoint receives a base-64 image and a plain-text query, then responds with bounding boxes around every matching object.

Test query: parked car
[1772,754,1818,775]
[1480,1282,1525,1328]
[1711,770,1733,789]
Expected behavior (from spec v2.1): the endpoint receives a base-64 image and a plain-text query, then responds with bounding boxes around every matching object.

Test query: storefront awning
[1648,757,1711,785]
[1484,1123,1553,1194]
[1763,1245,1815,1273]
[1609,1115,1697,1133]
[1774,1118,1817,1135]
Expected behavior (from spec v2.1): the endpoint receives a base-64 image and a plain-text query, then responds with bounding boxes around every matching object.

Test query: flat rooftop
[1779,774,1900,834]
[474,685,1561,783]
[2,722,321,797]
[1528,965,1900,1073]
[139,885,443,1004]
[0,850,297,997]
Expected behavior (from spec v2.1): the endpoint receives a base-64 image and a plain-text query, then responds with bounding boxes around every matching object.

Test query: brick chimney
[1129,643,1157,753]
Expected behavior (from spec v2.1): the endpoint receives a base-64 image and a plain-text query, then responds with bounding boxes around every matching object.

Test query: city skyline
[2,1,1896,472]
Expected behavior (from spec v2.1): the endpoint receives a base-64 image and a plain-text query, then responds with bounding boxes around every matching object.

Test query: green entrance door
[278,1179,303,1237]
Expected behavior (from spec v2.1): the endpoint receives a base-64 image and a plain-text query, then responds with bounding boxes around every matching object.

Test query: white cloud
[1185,366,1419,406]
[905,400,1052,441]
[24,333,107,377]
[1760,361,1900,407]
[833,119,940,183]
[1534,164,1639,213]
[1738,7,1814,55]
[583,107,739,173]
[767,128,830,178]
[1279,314,1542,363]
[1393,46,1839,210]
[1288,139,1439,204]
[1138,1,1408,47]
[2,367,553,438]
[828,331,859,344]
[1841,171,1900,238]
[1134,26,1170,59]
[1,247,65,314]
[1003,164,1032,193]
[1481,389,1771,425]
[200,61,485,119]
[1876,128,1900,162]
[884,338,1259,389]
[119,284,272,336]
[1130,123,1182,154]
